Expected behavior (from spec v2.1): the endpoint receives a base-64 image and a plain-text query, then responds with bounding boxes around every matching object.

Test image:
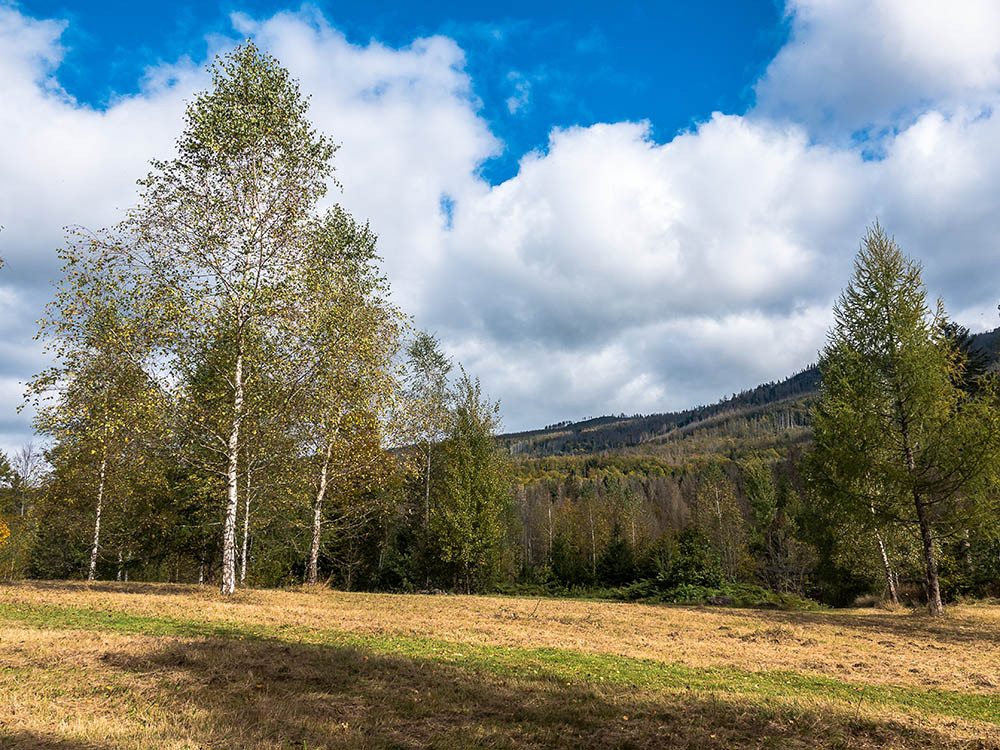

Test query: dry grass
[1,581,999,748]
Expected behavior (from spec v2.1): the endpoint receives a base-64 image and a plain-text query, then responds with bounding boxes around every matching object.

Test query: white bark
[424,447,431,531]
[220,350,244,595]
[87,454,108,582]
[875,529,899,604]
[870,504,898,605]
[547,501,553,560]
[307,442,333,585]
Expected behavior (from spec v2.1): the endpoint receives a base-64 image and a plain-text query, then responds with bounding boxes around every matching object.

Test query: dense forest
[502,365,821,457]
[2,45,1000,616]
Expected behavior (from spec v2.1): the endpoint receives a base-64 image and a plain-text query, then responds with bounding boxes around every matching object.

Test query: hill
[502,326,1000,458]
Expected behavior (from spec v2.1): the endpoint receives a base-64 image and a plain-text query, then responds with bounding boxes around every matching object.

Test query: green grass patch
[2,599,995,726]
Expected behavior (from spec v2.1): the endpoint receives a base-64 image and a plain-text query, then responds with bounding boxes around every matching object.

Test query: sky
[3,0,1000,452]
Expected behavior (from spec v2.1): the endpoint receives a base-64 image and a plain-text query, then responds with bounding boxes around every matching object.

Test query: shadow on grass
[81,634,993,749]
[0,732,111,750]
[6,579,211,598]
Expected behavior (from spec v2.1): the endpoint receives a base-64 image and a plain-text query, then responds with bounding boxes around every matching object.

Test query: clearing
[1,581,999,748]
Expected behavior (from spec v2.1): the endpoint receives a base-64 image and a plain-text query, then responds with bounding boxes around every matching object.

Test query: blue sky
[19,0,787,183]
[4,0,1000,450]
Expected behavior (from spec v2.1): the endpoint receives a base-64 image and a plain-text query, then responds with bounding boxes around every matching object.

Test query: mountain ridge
[502,325,1000,458]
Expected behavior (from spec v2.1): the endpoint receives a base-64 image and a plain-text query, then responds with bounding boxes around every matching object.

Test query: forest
[3,43,1000,619]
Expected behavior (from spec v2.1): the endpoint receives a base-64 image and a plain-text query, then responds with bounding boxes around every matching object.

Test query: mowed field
[1,583,999,749]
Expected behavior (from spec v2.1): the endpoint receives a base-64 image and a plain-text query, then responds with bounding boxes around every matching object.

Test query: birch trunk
[870,503,898,604]
[220,350,244,595]
[547,500,553,560]
[87,454,108,582]
[424,448,431,531]
[588,505,597,579]
[307,442,333,585]
[875,529,898,604]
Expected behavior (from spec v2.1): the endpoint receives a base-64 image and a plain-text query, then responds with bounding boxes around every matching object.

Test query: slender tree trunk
[378,525,390,573]
[423,446,432,587]
[874,528,898,605]
[424,447,432,530]
[588,504,597,579]
[870,503,898,605]
[894,378,943,616]
[961,528,973,575]
[240,468,251,585]
[221,349,244,596]
[116,548,123,582]
[914,494,943,615]
[547,500,553,561]
[87,454,108,582]
[307,442,333,585]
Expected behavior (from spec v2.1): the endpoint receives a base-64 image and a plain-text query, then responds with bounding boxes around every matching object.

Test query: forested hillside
[499,320,1000,608]
[503,325,999,458]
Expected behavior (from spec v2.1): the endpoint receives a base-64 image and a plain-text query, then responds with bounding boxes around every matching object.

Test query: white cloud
[229,9,501,317]
[756,0,1000,136]
[505,71,531,114]
[3,1,1000,444]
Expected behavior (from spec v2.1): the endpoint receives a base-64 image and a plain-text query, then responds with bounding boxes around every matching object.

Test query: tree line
[1,45,999,616]
[1,44,513,596]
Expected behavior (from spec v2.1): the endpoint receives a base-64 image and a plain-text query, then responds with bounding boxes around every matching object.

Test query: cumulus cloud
[0,5,498,452]
[4,0,1000,449]
[411,116,870,425]
[756,0,1000,136]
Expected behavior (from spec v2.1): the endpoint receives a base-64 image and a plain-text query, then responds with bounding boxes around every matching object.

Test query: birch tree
[694,468,750,582]
[300,209,403,584]
[122,43,335,594]
[403,331,452,569]
[26,236,162,581]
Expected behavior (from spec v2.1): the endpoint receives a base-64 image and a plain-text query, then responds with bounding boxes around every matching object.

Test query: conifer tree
[432,373,513,593]
[807,223,1000,615]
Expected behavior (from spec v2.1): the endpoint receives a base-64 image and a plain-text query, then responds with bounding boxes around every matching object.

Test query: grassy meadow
[1,582,999,748]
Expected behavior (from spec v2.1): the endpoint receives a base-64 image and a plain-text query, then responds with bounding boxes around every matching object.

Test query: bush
[655,528,724,590]
[596,529,636,586]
